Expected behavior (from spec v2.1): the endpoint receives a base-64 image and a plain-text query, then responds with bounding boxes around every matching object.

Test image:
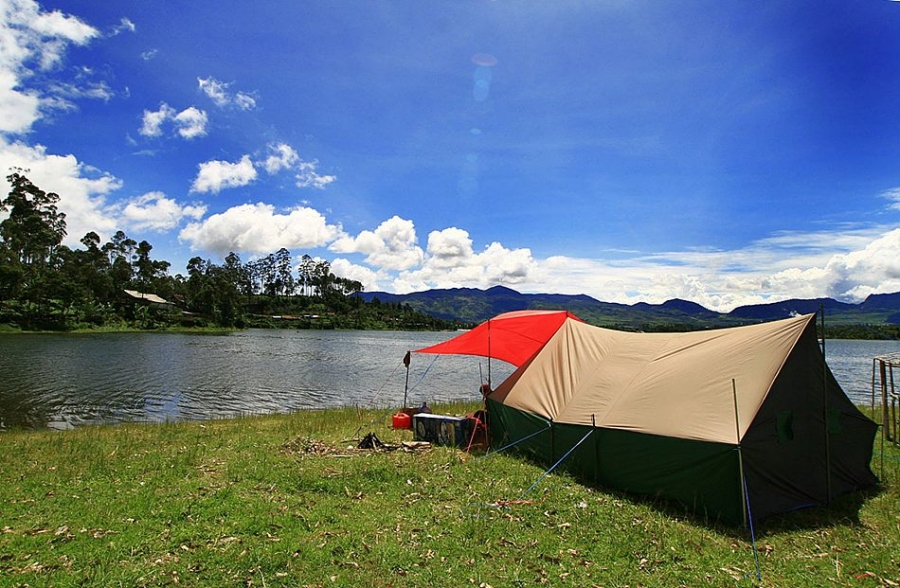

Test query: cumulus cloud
[331,216,424,270]
[330,258,381,292]
[0,137,121,244]
[0,71,40,133]
[197,76,256,110]
[516,224,900,312]
[390,230,537,293]
[258,142,336,189]
[190,155,257,193]
[197,76,228,107]
[0,0,99,135]
[139,103,207,139]
[178,202,344,255]
[185,144,334,195]
[139,103,174,137]
[2,138,208,245]
[261,142,299,174]
[120,192,207,232]
[819,229,900,300]
[173,106,208,139]
[426,227,474,268]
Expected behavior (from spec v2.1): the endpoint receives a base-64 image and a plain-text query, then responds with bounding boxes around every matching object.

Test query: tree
[223,252,252,302]
[274,247,294,298]
[132,240,170,294]
[102,230,137,295]
[0,173,67,302]
[298,254,316,297]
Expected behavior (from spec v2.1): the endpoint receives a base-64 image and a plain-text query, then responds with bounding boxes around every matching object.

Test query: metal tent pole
[821,307,832,505]
[732,379,748,530]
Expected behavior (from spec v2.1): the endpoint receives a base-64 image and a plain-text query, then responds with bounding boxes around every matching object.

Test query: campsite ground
[1,403,897,587]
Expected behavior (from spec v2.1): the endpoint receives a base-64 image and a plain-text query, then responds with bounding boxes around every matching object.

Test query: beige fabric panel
[492,313,813,444]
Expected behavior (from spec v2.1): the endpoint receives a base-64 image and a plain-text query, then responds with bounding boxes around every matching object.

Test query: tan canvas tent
[478,312,877,524]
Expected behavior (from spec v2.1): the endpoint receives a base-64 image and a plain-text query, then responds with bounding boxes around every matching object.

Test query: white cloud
[258,142,336,189]
[500,225,900,312]
[882,188,900,211]
[197,76,256,110]
[139,103,175,137]
[109,17,135,36]
[140,49,158,61]
[190,155,257,193]
[178,202,344,255]
[0,0,99,135]
[331,216,424,270]
[173,106,208,139]
[197,76,229,107]
[139,103,207,139]
[234,92,256,110]
[295,159,336,189]
[0,137,121,244]
[330,258,381,292]
[390,230,537,293]
[27,7,97,47]
[819,229,900,300]
[261,142,299,174]
[0,70,40,133]
[120,191,207,232]
[426,227,474,268]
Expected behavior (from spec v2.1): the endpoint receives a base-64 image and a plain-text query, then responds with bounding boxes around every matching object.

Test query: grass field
[1,403,898,587]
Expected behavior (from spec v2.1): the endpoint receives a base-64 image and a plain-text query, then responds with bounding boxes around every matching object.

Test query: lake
[0,330,897,430]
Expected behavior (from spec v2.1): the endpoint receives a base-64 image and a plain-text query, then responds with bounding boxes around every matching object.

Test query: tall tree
[0,173,67,301]
[274,247,294,298]
[132,240,170,294]
[102,230,137,295]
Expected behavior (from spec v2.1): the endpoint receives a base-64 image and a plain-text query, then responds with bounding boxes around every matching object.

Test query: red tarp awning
[414,310,581,367]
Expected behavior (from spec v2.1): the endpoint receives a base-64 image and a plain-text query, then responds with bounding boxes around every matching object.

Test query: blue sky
[2,0,899,312]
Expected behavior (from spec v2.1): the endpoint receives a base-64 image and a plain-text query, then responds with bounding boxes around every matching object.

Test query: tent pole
[733,378,762,581]
[402,350,411,409]
[592,414,599,484]
[732,379,748,530]
[821,307,832,505]
[487,319,492,388]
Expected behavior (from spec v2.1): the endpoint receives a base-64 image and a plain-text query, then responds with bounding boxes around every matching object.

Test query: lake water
[0,330,897,430]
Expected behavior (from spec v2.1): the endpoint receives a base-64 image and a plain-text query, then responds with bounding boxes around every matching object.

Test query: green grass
[1,404,898,587]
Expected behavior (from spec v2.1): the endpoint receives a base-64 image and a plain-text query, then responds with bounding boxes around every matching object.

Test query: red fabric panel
[414,310,581,367]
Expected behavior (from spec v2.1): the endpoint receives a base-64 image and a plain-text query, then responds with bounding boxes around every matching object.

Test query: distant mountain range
[361,286,900,329]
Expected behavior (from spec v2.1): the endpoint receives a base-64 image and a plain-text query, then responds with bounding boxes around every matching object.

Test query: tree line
[0,173,455,331]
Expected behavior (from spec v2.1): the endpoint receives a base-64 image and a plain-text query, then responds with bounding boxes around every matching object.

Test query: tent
[419,311,878,524]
